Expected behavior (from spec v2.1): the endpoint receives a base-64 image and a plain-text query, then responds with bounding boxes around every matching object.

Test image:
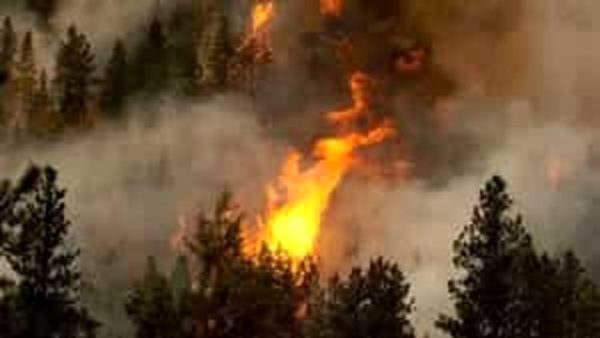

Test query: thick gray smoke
[0,95,289,336]
[2,0,600,337]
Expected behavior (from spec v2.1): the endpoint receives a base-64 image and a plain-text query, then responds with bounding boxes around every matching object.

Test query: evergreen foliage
[0,165,98,338]
[54,25,96,129]
[100,40,129,119]
[306,257,415,338]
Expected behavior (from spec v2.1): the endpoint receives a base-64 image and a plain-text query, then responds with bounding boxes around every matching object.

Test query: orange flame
[251,1,275,36]
[320,0,343,17]
[259,72,394,260]
[326,72,374,128]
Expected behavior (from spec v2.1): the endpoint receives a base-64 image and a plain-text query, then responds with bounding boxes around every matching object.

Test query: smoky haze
[3,0,600,337]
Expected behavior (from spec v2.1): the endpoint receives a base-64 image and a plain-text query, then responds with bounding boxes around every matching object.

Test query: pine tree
[54,25,96,129]
[131,17,171,96]
[198,10,230,91]
[2,166,98,338]
[188,193,317,338]
[532,251,600,338]
[168,5,201,96]
[0,166,41,336]
[100,40,129,119]
[0,165,41,271]
[15,31,37,131]
[126,192,316,338]
[306,257,415,338]
[436,176,538,338]
[0,17,18,128]
[170,255,191,310]
[126,256,187,338]
[31,70,57,135]
[0,17,17,74]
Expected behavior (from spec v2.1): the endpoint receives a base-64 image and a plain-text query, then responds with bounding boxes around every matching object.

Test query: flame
[251,1,275,36]
[235,0,275,64]
[259,72,394,260]
[320,0,343,17]
[326,72,374,128]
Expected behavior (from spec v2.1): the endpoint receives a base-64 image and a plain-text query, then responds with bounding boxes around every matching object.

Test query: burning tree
[253,71,395,263]
[134,192,318,338]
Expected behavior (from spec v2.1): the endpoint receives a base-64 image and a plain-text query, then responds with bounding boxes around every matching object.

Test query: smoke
[0,95,288,336]
[323,1,600,335]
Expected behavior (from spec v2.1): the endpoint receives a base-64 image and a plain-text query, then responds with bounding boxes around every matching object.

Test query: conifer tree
[15,31,37,131]
[54,25,96,128]
[126,256,187,338]
[31,70,56,135]
[0,17,18,127]
[306,257,415,338]
[198,10,230,91]
[126,192,317,338]
[168,5,201,96]
[532,251,600,338]
[100,40,129,118]
[0,165,41,274]
[131,17,171,96]
[186,192,316,338]
[2,165,98,338]
[170,255,191,310]
[0,169,36,335]
[0,17,17,73]
[436,176,539,338]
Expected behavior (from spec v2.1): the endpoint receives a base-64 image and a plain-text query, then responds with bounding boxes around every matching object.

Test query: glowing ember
[259,72,394,260]
[320,0,343,17]
[251,1,275,36]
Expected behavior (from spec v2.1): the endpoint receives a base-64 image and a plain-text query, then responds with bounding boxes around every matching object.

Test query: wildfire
[251,1,275,36]
[320,0,343,17]
[259,72,394,260]
[327,72,375,129]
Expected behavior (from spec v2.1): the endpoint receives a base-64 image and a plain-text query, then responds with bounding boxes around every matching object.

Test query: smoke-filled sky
[3,0,600,337]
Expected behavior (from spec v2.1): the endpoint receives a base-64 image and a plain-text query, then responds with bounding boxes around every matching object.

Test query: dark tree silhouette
[306,257,415,338]
[54,25,96,128]
[126,192,318,338]
[437,176,537,338]
[0,17,18,127]
[31,69,57,136]
[100,40,129,118]
[1,166,98,338]
[16,31,37,131]
[131,17,171,96]
[25,0,59,28]
[0,166,41,335]
[0,17,17,73]
[126,256,188,338]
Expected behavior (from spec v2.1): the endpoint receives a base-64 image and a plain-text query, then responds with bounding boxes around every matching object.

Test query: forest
[2,0,600,338]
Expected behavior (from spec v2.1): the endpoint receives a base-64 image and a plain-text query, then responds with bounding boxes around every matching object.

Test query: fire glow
[251,1,275,36]
[259,72,395,260]
[320,0,343,17]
